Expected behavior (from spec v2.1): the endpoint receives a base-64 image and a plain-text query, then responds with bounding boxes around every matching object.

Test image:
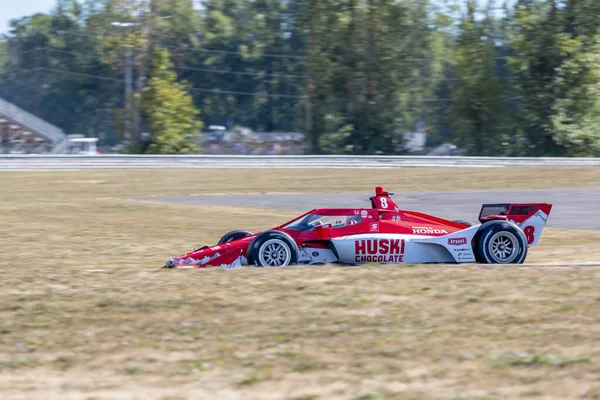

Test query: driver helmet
[375,186,390,197]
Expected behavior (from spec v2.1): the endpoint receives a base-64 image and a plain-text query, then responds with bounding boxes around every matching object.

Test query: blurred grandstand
[0,97,68,154]
[197,126,306,155]
[0,97,457,156]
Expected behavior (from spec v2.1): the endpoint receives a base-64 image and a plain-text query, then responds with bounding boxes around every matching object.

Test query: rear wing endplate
[478,203,553,246]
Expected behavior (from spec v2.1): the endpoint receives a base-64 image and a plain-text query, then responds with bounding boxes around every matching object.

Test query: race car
[163,186,552,269]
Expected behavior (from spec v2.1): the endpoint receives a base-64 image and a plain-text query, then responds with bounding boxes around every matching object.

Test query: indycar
[163,187,552,269]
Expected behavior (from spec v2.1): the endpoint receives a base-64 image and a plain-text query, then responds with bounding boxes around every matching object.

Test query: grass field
[1,167,600,399]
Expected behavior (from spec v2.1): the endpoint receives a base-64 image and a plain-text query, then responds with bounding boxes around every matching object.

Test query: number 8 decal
[380,197,388,209]
[524,226,535,245]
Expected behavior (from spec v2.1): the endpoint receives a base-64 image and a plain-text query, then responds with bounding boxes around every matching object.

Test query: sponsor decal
[448,237,467,246]
[452,247,471,253]
[457,252,474,259]
[455,250,475,261]
[361,210,369,218]
[354,239,405,263]
[354,210,360,216]
[412,226,448,235]
[370,222,379,232]
[391,215,401,221]
[312,251,319,257]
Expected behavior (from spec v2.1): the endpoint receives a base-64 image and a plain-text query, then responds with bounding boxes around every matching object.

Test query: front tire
[475,221,528,264]
[247,230,299,267]
[218,230,253,245]
[453,219,475,227]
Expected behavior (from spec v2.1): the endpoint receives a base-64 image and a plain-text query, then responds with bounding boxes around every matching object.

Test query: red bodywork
[165,190,471,269]
[165,188,552,268]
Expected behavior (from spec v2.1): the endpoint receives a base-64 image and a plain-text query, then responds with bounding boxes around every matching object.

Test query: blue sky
[1,0,57,34]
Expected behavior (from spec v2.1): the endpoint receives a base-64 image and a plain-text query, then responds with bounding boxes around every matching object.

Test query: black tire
[453,219,475,227]
[218,230,253,245]
[474,220,528,264]
[247,230,299,267]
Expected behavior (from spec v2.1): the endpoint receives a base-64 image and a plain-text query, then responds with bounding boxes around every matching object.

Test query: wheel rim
[258,239,292,267]
[488,231,520,263]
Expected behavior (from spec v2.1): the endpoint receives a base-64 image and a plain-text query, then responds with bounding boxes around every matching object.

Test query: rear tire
[453,219,475,226]
[218,230,253,245]
[474,221,528,264]
[247,230,299,267]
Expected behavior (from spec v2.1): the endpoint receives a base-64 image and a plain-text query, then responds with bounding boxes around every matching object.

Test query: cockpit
[284,214,363,231]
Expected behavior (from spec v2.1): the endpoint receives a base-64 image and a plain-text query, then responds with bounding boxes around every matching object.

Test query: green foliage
[509,0,600,155]
[551,35,600,155]
[298,0,446,154]
[0,41,6,76]
[449,3,515,156]
[141,47,202,154]
[121,364,144,375]
[291,361,313,372]
[319,124,354,154]
[1,0,600,155]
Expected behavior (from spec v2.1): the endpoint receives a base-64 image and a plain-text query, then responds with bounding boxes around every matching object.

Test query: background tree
[1,0,600,156]
[449,1,514,155]
[509,0,600,155]
[140,47,202,153]
[551,35,600,155]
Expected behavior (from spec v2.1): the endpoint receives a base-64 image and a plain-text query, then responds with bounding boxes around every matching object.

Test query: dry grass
[1,166,600,198]
[1,168,600,400]
[3,266,600,400]
[526,228,600,264]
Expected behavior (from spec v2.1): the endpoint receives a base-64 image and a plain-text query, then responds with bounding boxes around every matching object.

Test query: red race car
[163,187,552,269]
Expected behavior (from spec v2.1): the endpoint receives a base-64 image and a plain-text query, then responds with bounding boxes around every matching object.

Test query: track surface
[139,187,600,230]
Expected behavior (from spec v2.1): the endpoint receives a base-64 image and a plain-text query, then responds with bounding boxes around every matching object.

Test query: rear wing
[478,203,553,246]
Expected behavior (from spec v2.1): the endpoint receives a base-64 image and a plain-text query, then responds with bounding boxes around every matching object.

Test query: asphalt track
[138,188,600,231]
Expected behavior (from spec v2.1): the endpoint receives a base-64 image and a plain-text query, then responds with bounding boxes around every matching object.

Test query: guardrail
[0,155,599,171]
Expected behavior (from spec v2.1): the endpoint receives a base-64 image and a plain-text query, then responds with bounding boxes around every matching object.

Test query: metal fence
[0,155,599,171]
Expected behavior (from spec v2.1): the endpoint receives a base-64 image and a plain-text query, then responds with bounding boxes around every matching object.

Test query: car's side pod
[478,203,553,246]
